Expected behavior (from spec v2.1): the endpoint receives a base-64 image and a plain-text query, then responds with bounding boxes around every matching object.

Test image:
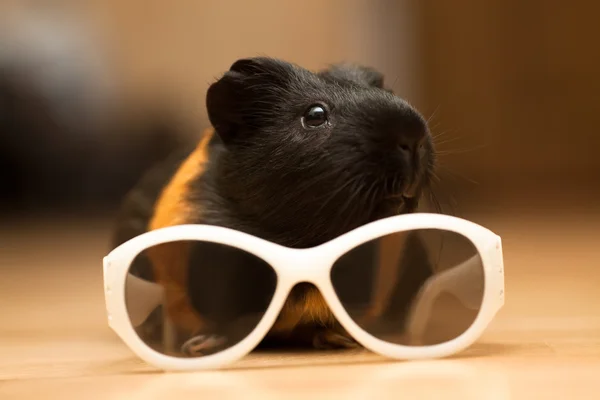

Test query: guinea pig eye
[302,104,328,128]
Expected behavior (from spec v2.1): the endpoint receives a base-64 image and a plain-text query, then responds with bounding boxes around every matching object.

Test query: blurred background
[2,0,599,218]
[1,0,599,356]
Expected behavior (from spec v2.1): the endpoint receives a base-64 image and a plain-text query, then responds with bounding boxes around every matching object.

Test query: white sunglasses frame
[103,212,505,371]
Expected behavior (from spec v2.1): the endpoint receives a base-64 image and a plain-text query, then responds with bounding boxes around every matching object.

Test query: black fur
[111,57,438,351]
[319,62,385,89]
[113,58,435,249]
[191,57,435,248]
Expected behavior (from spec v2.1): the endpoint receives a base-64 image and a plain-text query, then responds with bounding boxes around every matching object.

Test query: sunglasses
[103,213,504,371]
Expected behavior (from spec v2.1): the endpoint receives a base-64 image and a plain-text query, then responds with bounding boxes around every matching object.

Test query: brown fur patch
[149,128,213,231]
[144,127,340,343]
[269,286,335,337]
[146,128,214,334]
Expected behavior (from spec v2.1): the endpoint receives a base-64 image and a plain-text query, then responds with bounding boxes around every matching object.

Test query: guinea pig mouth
[382,174,420,200]
[380,193,419,215]
[402,177,421,198]
[387,195,416,212]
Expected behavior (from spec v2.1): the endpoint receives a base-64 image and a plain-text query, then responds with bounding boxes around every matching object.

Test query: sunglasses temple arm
[125,273,165,327]
[404,255,484,339]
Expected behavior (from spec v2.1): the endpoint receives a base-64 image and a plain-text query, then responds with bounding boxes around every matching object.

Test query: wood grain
[1,212,599,399]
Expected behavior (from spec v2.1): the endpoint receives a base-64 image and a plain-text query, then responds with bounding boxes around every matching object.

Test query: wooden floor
[1,211,599,399]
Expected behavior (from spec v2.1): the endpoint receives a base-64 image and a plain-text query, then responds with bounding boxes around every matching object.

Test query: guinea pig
[112,57,436,354]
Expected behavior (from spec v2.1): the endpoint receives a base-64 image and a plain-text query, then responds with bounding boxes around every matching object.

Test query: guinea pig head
[206,57,435,247]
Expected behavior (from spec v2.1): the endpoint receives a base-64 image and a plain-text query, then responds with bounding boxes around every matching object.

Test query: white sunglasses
[103,213,504,371]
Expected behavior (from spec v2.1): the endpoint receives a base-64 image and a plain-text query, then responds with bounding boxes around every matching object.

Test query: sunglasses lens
[331,229,484,346]
[124,240,277,357]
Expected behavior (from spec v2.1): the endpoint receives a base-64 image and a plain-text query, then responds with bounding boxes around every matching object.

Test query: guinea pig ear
[205,71,245,142]
[319,63,385,89]
[206,57,292,143]
[228,57,290,80]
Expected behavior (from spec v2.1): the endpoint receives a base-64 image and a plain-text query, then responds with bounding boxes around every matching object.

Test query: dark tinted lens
[331,229,484,346]
[124,240,277,357]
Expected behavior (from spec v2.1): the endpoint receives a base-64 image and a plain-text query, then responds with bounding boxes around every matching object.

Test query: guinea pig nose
[398,143,412,153]
[397,136,423,155]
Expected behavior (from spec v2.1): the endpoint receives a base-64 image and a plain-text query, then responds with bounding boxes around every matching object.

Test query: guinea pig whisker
[434,143,490,156]
[431,129,449,139]
[432,136,462,148]
[426,105,441,125]
[427,188,443,214]
[429,169,441,183]
[437,164,479,185]
[431,128,459,139]
[424,180,458,217]
[335,177,372,227]
[364,179,383,215]
[311,175,359,217]
[366,179,382,202]
[285,168,343,193]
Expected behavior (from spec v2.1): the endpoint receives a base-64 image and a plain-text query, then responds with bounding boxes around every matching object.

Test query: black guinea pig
[112,57,436,354]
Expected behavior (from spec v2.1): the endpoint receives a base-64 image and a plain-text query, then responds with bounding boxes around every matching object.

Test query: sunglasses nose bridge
[282,248,333,284]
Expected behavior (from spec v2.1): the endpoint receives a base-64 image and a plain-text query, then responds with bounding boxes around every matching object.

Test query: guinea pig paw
[180,334,227,356]
[312,329,360,350]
